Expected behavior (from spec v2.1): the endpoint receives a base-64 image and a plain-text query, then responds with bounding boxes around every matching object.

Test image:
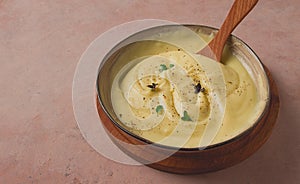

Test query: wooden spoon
[198,0,258,62]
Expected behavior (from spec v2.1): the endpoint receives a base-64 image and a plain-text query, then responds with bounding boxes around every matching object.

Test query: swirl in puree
[111,30,260,148]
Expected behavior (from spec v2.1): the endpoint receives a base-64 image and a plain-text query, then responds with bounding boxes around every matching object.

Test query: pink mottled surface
[0,0,299,183]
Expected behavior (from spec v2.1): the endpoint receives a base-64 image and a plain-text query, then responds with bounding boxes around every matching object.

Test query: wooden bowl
[96,25,280,174]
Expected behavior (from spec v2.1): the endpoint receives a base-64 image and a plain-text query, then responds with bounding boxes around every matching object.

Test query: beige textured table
[0,0,299,183]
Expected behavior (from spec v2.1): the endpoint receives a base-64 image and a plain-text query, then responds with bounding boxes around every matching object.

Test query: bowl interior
[97,25,270,149]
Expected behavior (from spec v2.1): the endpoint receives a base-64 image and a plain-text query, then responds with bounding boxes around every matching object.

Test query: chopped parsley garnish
[159,63,175,72]
[159,64,168,72]
[181,111,192,121]
[156,105,164,114]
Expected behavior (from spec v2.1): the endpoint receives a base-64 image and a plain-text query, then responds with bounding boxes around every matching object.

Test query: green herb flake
[159,64,168,72]
[169,64,175,68]
[181,110,192,121]
[156,105,164,114]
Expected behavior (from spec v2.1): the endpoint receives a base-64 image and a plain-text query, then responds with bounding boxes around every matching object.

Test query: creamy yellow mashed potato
[111,29,261,148]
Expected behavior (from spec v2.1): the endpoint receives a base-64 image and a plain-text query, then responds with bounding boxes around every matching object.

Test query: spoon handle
[207,0,258,62]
